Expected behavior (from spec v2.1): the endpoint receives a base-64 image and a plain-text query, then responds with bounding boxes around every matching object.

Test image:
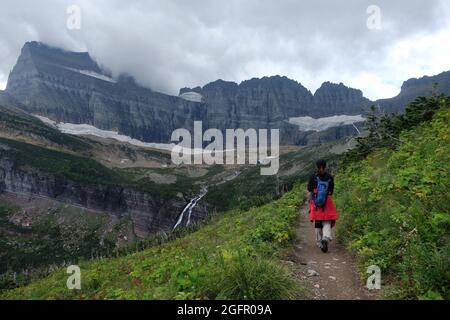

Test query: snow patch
[64,67,116,83]
[33,115,224,155]
[34,115,174,151]
[288,115,366,132]
[179,92,204,103]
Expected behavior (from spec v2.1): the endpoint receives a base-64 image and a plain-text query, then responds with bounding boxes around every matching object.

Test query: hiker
[307,159,339,253]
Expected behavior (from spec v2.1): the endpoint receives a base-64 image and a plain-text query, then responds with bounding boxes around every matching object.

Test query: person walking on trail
[307,159,339,253]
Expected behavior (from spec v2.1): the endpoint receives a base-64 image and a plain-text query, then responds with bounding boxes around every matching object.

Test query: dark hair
[316,159,327,169]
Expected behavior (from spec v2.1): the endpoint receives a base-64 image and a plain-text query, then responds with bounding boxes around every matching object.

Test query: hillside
[1,185,304,300]
[0,93,352,293]
[335,101,450,299]
[4,96,448,300]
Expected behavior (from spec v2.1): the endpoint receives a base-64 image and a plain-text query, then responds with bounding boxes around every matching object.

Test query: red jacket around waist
[307,172,339,222]
[309,193,339,222]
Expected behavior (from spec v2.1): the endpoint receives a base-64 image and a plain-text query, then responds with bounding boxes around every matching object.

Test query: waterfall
[173,187,208,231]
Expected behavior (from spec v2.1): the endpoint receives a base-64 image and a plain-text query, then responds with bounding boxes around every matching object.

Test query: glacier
[34,115,175,151]
[288,115,366,132]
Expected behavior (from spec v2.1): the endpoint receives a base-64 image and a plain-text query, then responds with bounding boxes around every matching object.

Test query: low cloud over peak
[0,0,449,100]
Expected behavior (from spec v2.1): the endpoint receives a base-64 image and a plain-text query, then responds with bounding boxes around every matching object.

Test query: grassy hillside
[0,104,91,152]
[335,105,450,299]
[0,201,131,291]
[1,185,304,300]
[205,142,343,212]
[0,137,201,200]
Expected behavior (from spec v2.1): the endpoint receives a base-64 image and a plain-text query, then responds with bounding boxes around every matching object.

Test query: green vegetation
[0,105,91,152]
[206,144,341,212]
[1,185,304,300]
[335,97,450,299]
[0,202,127,292]
[0,137,201,200]
[119,166,203,199]
[0,137,124,185]
[343,94,449,164]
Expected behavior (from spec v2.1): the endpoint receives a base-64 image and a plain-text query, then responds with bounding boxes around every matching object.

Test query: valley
[0,89,351,290]
[0,40,448,300]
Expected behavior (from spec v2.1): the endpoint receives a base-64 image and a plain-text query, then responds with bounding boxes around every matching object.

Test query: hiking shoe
[321,239,328,253]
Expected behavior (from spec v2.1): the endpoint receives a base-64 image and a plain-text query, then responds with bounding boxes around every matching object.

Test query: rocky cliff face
[6,42,449,147]
[186,76,370,129]
[5,42,373,146]
[6,42,206,144]
[0,158,207,238]
[182,76,370,145]
[376,71,450,113]
[313,82,372,116]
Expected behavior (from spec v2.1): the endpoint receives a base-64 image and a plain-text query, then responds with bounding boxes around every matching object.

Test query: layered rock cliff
[6,42,206,144]
[376,71,450,113]
[5,42,372,145]
[6,42,450,146]
[0,151,207,238]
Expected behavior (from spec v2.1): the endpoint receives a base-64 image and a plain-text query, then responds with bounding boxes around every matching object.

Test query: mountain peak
[202,79,239,92]
[400,71,450,91]
[315,81,364,98]
[19,41,101,74]
[240,75,304,88]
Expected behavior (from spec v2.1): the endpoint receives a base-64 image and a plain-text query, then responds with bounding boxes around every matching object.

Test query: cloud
[0,0,449,100]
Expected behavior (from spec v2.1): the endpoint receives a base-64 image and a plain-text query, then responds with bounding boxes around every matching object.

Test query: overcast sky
[0,0,449,100]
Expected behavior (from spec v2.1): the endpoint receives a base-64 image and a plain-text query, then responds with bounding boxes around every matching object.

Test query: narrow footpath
[286,201,376,300]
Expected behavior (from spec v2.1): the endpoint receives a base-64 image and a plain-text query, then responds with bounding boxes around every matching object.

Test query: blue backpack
[314,176,330,208]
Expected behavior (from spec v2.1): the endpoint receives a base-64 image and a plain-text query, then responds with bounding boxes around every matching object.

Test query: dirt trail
[287,201,375,300]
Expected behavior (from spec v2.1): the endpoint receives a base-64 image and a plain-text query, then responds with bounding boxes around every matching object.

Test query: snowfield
[64,67,116,83]
[179,92,204,103]
[288,115,366,132]
[33,115,228,155]
[34,115,175,151]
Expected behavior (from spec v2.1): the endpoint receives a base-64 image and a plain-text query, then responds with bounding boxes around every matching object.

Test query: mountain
[4,42,371,146]
[5,42,450,147]
[313,82,371,116]
[6,42,206,144]
[0,82,351,287]
[376,71,450,113]
[3,97,448,300]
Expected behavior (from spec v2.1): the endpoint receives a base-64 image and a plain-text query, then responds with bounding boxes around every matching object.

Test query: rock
[0,158,208,238]
[7,42,449,147]
[376,71,450,113]
[6,42,206,145]
[314,284,320,289]
[307,269,320,277]
[4,42,370,146]
[329,276,337,281]
[314,82,371,116]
